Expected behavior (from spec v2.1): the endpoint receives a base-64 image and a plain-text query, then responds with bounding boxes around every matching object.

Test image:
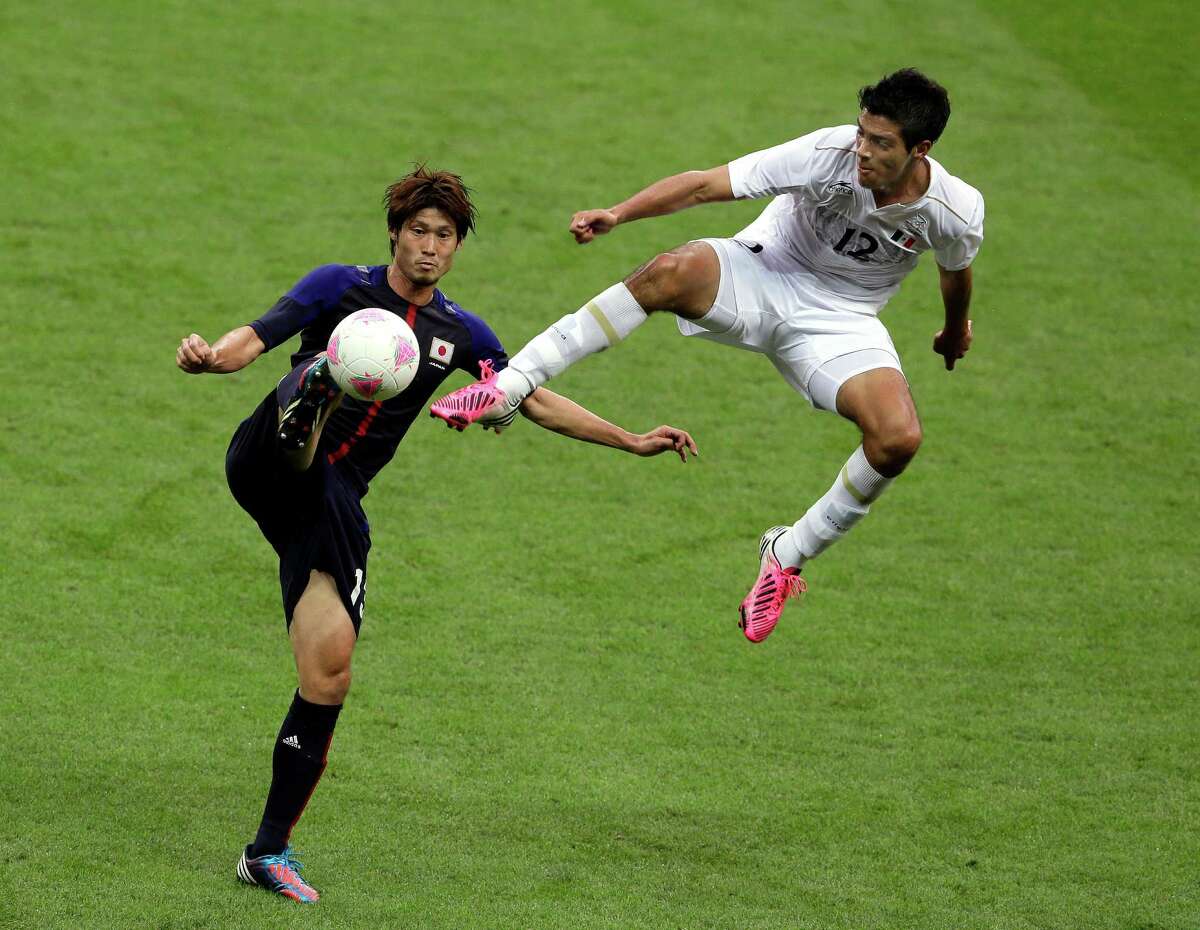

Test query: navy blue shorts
[225,368,370,633]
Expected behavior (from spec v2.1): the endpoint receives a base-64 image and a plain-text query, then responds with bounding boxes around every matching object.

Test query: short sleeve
[933,193,985,271]
[249,264,352,351]
[728,126,850,201]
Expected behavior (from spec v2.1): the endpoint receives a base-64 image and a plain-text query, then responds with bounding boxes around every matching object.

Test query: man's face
[390,207,461,287]
[854,110,925,191]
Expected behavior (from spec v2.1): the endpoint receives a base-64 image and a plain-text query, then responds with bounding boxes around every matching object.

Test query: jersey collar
[867,156,942,215]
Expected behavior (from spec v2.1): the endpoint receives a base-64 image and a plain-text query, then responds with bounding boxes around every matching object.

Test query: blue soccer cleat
[236,845,320,903]
[278,355,342,451]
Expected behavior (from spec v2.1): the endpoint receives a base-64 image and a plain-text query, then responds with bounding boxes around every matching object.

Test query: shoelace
[780,571,806,599]
[262,848,308,882]
[758,564,805,610]
[441,358,500,414]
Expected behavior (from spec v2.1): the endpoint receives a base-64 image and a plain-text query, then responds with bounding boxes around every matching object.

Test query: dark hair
[383,165,476,252]
[858,69,951,149]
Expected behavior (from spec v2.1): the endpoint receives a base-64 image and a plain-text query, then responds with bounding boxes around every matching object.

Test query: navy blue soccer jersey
[249,263,507,493]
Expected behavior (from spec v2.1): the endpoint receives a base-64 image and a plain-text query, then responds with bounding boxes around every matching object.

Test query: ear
[912,140,932,158]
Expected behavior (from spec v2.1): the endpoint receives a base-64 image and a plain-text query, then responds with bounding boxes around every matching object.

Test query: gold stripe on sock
[840,466,871,504]
[585,301,621,346]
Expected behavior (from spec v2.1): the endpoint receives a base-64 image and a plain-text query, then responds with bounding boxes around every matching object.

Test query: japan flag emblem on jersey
[429,336,454,366]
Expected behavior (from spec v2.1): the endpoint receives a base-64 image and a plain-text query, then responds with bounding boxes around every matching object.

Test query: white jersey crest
[728,125,984,310]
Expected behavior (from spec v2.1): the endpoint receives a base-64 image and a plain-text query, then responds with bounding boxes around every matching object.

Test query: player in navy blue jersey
[176,166,697,903]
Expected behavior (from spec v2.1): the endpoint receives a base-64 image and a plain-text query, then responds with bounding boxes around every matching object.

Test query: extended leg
[430,243,722,427]
[499,241,722,399]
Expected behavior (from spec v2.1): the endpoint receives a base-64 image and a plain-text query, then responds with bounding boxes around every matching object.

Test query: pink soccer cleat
[738,525,807,643]
[429,359,511,432]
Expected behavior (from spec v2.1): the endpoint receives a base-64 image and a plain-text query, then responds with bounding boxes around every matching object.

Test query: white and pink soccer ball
[326,308,420,402]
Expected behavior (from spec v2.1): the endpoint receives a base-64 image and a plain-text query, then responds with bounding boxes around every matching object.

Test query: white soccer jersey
[728,124,985,308]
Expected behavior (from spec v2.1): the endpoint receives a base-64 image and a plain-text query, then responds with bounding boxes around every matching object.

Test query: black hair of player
[384,165,477,255]
[858,69,951,150]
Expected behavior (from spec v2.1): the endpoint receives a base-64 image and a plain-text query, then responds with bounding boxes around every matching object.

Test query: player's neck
[873,157,929,208]
[386,264,436,306]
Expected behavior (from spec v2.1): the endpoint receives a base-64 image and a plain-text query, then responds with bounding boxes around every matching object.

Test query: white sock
[771,445,893,568]
[496,282,648,404]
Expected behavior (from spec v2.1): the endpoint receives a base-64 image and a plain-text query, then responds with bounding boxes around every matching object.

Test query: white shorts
[677,237,904,411]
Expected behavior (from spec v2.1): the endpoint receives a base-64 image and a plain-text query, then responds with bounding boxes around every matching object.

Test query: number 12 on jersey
[833,225,878,261]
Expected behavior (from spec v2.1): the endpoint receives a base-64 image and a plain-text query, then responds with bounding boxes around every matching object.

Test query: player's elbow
[692,167,733,205]
[691,173,717,204]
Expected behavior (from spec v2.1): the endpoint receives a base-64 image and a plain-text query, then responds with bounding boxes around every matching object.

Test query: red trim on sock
[283,731,336,844]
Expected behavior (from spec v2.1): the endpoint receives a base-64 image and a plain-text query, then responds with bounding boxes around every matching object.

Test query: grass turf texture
[2,0,1197,927]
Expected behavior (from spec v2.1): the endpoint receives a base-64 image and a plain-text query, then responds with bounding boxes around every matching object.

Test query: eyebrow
[856,120,893,142]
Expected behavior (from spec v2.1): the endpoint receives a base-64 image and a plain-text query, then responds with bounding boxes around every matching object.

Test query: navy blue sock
[250,690,342,858]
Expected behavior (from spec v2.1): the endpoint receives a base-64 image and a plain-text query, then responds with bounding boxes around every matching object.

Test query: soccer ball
[326,309,420,402]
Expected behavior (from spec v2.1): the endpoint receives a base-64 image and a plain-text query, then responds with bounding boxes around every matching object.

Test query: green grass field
[2,1,1197,927]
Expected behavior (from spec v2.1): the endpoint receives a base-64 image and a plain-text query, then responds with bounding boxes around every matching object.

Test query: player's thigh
[671,237,782,350]
[625,240,721,320]
[769,310,904,412]
[835,366,920,440]
[290,571,358,693]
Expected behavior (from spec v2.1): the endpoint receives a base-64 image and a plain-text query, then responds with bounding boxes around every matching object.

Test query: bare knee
[295,630,354,704]
[300,662,351,705]
[625,245,717,315]
[626,251,686,308]
[865,420,923,476]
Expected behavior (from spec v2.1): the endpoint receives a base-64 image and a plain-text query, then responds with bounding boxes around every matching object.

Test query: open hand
[628,425,699,462]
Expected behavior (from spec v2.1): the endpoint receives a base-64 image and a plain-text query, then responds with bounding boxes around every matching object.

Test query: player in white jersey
[431,69,984,643]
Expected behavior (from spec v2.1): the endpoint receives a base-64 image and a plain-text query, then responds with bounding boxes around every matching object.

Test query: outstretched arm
[176,325,266,374]
[932,265,973,371]
[570,165,734,244]
[518,387,698,462]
